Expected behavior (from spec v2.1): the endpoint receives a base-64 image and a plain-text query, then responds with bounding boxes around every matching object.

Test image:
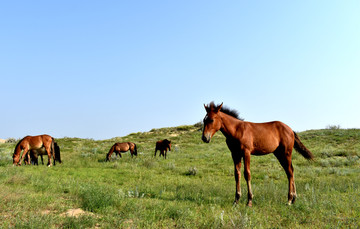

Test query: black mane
[208,102,244,120]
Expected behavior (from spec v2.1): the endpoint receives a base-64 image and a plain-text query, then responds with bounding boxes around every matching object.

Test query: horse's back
[114,142,131,152]
[155,140,164,149]
[19,135,46,149]
[242,121,294,154]
[23,134,52,142]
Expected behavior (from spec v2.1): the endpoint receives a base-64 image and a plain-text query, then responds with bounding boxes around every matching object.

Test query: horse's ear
[215,102,223,112]
[204,104,210,112]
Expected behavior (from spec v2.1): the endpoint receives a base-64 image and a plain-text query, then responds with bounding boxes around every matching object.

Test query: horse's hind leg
[24,152,31,165]
[45,146,52,167]
[274,149,296,205]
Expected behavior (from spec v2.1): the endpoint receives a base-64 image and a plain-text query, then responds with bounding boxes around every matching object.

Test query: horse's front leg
[244,150,253,206]
[18,148,29,166]
[233,160,242,204]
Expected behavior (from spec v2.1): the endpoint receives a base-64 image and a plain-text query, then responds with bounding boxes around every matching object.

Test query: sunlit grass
[0,126,359,228]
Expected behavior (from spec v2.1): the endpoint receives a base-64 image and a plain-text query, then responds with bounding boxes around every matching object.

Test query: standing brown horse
[202,102,314,206]
[106,142,137,161]
[154,139,171,159]
[25,142,62,165]
[13,134,56,166]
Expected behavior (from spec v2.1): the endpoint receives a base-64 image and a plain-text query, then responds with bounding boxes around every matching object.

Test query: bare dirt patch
[59,208,95,218]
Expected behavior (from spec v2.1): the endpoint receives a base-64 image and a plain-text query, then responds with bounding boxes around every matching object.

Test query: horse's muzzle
[202,134,211,143]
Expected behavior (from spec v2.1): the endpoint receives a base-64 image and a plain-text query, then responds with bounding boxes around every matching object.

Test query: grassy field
[0,126,359,228]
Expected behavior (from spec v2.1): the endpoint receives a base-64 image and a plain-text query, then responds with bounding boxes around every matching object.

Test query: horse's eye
[204,117,213,123]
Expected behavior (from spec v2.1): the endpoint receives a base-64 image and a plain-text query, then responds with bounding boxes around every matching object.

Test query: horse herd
[12,135,172,166]
[10,102,314,206]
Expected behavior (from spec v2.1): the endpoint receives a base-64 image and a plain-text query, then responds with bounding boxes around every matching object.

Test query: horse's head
[168,140,171,151]
[13,153,20,165]
[163,139,171,151]
[202,102,223,143]
[13,144,21,165]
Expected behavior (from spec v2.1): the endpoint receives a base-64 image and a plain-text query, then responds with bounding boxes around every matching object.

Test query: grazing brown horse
[202,102,314,206]
[25,142,61,165]
[106,142,137,161]
[154,139,171,159]
[13,135,56,166]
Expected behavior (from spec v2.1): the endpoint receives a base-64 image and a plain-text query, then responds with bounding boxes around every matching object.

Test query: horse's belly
[31,147,47,155]
[252,142,279,155]
[252,148,274,156]
[28,142,43,150]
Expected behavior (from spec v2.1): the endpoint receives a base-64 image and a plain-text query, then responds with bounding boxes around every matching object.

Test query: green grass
[0,126,359,228]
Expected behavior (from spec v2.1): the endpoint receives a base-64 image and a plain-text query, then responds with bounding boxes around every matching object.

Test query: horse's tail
[106,145,115,161]
[134,143,137,156]
[54,142,61,163]
[51,137,56,165]
[51,138,55,154]
[293,132,314,160]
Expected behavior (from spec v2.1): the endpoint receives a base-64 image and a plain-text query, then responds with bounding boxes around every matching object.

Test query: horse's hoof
[246,201,253,207]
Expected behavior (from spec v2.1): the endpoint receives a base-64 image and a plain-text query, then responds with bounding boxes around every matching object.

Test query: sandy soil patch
[59,208,95,218]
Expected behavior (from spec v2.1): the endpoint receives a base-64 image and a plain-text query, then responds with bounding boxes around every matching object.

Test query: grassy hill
[0,126,359,228]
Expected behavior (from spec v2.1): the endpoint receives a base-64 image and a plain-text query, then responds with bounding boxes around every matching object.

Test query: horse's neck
[15,142,25,153]
[14,145,22,155]
[219,112,243,139]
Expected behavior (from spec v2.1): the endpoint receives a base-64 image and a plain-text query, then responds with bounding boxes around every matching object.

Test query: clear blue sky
[1,1,359,140]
